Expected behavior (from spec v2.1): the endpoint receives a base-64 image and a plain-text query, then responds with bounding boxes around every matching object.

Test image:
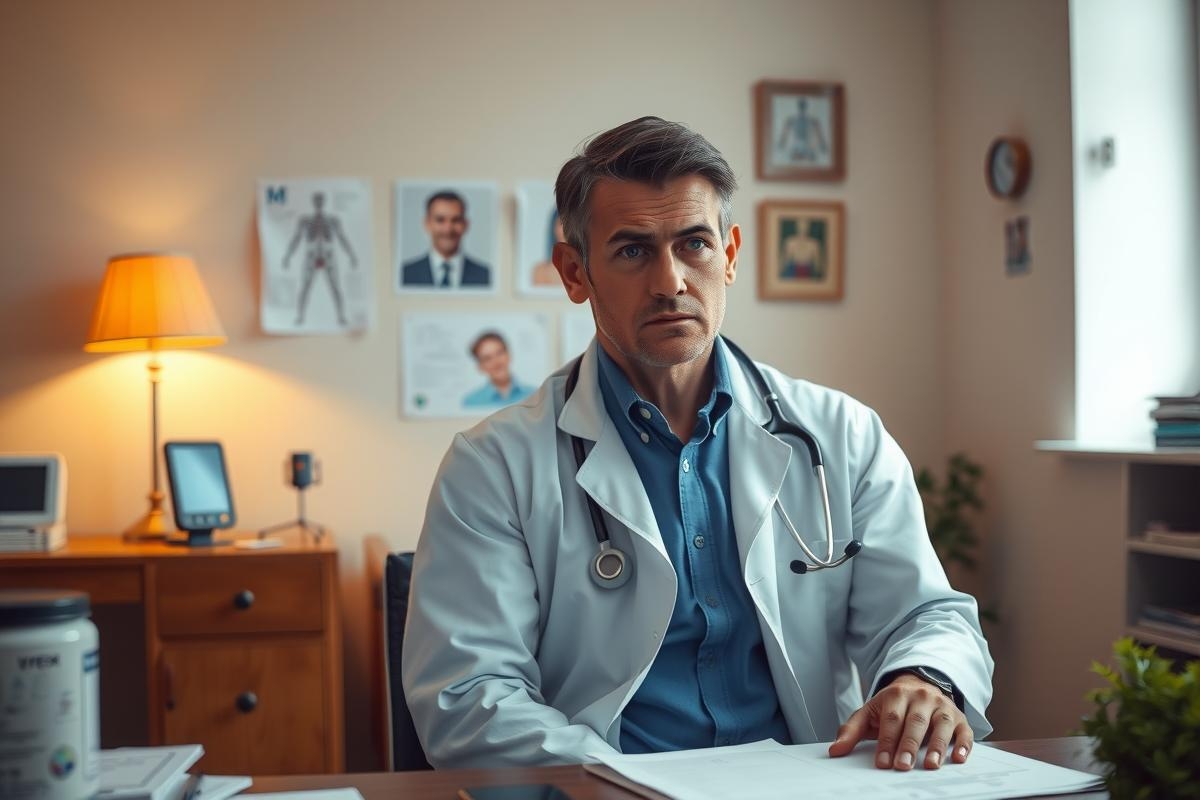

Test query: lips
[643,313,696,326]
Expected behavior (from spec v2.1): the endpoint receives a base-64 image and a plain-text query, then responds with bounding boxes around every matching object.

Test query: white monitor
[0,453,67,532]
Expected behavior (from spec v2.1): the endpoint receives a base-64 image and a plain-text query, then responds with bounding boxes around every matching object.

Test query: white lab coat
[403,339,993,768]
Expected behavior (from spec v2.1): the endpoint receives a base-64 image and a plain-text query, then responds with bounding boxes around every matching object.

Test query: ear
[553,242,592,305]
[723,224,741,286]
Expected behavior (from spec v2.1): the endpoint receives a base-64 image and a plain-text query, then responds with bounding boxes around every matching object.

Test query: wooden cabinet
[1038,442,1200,659]
[0,535,344,775]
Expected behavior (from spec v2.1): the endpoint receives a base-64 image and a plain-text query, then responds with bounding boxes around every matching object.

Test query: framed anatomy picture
[758,200,845,301]
[755,80,846,182]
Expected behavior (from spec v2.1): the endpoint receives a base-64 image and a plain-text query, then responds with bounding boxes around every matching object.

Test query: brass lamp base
[123,490,169,542]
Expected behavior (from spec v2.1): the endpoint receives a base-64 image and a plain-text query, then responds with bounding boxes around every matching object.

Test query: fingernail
[929,751,941,767]
[898,752,913,768]
[957,746,969,759]
[877,751,891,768]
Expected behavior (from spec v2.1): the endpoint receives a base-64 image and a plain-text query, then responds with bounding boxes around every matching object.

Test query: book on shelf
[1143,529,1200,548]
[1152,393,1200,405]
[1142,604,1200,632]
[1151,404,1200,420]
[1154,436,1200,448]
[1155,422,1200,437]
[1135,618,1200,643]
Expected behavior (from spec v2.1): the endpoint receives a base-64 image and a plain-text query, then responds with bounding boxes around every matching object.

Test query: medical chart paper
[585,740,1104,800]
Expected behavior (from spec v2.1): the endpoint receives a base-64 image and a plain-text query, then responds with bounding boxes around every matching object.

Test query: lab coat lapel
[724,341,819,741]
[558,343,666,559]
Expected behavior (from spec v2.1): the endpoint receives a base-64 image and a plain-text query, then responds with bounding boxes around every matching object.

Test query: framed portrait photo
[758,200,845,301]
[755,80,845,182]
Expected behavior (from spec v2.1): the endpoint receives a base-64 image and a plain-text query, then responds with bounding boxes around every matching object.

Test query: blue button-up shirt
[596,344,791,754]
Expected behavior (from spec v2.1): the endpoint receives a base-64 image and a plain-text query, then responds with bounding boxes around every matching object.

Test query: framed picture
[758,200,845,301]
[755,80,845,181]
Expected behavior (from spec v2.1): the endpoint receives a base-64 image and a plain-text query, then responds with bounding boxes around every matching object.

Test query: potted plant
[1080,637,1200,798]
[916,452,996,622]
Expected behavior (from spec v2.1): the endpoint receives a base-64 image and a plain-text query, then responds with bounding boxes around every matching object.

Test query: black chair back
[383,551,432,770]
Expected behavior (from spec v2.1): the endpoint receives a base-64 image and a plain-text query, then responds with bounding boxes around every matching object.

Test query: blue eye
[685,238,706,250]
[619,244,645,260]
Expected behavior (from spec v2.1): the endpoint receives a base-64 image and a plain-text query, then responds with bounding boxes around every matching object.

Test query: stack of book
[1137,604,1200,644]
[1151,393,1200,447]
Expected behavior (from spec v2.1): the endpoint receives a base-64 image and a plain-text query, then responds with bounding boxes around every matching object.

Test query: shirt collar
[595,339,735,437]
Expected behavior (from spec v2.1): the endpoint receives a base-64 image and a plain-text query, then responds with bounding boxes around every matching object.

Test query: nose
[648,250,687,297]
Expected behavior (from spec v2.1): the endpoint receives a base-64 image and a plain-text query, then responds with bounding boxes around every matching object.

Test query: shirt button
[639,407,652,420]
[705,595,719,608]
[682,458,691,473]
[639,432,650,444]
[693,535,705,548]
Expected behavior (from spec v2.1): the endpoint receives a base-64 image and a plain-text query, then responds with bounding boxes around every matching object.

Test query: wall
[935,0,1134,738]
[0,0,946,767]
[1071,0,1200,443]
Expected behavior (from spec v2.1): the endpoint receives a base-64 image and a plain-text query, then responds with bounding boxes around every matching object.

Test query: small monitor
[164,441,236,546]
[0,454,67,533]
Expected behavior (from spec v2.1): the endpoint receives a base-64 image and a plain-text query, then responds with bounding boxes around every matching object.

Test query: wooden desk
[246,738,1104,799]
[0,534,344,775]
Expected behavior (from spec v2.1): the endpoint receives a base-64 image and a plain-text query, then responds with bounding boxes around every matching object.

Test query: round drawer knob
[236,691,258,713]
[233,589,255,610]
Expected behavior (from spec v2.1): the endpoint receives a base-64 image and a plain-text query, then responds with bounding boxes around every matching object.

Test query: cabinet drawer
[156,558,324,636]
[161,640,329,774]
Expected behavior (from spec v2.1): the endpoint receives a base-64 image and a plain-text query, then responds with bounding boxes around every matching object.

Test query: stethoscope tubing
[564,336,862,586]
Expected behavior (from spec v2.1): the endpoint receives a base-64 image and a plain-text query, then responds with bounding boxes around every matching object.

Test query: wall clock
[985,137,1032,200]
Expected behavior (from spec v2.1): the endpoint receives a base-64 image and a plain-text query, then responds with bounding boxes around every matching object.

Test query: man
[401,190,491,288]
[462,331,534,408]
[404,117,993,770]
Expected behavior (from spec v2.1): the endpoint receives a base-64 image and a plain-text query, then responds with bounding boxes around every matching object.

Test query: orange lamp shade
[84,252,227,352]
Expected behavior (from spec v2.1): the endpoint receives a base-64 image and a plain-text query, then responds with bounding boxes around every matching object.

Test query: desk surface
[246,738,1105,799]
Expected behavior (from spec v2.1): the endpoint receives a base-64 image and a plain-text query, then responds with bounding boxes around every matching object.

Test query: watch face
[990,142,1015,195]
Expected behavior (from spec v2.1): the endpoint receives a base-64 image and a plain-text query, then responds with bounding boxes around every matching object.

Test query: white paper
[257,178,375,335]
[244,791,363,800]
[401,312,551,418]
[393,180,499,295]
[515,180,567,297]
[97,745,203,800]
[589,740,1103,800]
[560,309,595,366]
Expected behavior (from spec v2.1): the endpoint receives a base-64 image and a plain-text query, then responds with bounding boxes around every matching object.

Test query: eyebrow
[605,224,717,246]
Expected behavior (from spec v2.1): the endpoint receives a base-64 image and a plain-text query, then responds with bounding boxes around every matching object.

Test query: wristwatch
[880,666,964,710]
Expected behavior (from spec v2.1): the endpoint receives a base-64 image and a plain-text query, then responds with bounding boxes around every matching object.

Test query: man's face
[554,175,739,372]
[425,198,468,258]
[474,337,511,386]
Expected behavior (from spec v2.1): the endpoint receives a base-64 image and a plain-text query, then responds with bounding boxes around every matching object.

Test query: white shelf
[1128,538,1200,561]
[1126,625,1200,657]
[1035,440,1200,464]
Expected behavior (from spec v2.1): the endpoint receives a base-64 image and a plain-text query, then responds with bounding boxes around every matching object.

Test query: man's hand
[827,674,972,770]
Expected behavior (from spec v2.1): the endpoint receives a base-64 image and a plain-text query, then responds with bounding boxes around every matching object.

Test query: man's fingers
[922,706,960,769]
[951,722,975,763]
[872,698,907,769]
[890,699,937,771]
[828,706,871,757]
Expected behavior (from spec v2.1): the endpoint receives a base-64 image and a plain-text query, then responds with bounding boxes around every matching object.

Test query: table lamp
[84,252,226,540]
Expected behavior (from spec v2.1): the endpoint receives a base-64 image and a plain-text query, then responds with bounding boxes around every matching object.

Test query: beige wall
[1,0,1153,764]
[935,0,1132,738]
[0,0,947,767]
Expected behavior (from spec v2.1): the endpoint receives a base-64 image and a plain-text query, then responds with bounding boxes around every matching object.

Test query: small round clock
[985,137,1032,199]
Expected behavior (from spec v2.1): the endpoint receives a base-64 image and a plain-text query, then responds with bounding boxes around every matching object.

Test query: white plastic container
[0,590,100,800]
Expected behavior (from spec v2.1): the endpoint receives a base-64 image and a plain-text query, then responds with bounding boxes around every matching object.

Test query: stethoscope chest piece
[590,542,631,589]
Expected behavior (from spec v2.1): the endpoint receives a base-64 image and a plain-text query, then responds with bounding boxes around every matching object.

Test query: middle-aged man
[401,190,492,288]
[462,331,534,408]
[403,117,993,771]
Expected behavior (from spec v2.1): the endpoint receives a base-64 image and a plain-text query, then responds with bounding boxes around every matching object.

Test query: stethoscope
[564,336,862,589]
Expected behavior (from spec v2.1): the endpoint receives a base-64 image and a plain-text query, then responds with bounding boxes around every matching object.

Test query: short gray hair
[554,117,737,264]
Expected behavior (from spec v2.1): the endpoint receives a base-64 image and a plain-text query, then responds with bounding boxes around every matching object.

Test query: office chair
[382,551,432,771]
